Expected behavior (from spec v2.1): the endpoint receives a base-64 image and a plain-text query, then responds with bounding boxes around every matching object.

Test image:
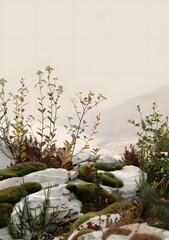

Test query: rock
[69,169,79,180]
[97,155,120,165]
[0,227,17,240]
[108,165,144,201]
[68,223,169,240]
[0,168,70,191]
[120,223,169,240]
[0,140,16,170]
[68,213,120,240]
[11,184,82,238]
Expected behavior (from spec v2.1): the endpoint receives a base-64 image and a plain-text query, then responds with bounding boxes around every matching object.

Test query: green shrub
[0,162,46,180]
[66,183,118,213]
[129,103,169,191]
[0,182,42,204]
[0,203,13,228]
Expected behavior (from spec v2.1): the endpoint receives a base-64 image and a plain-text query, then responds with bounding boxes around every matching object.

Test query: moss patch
[0,182,42,205]
[66,183,118,213]
[0,162,46,180]
[78,163,123,188]
[0,203,13,228]
[95,162,123,171]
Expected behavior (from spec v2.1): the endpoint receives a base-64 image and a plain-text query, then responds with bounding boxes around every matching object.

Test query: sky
[1,0,169,117]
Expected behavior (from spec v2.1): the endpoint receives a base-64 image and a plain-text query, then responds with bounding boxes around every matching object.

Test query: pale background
[1,0,169,153]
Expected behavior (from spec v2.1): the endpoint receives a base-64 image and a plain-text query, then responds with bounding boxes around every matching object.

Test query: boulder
[0,168,70,190]
[107,165,144,201]
[71,223,169,240]
[11,185,82,239]
[67,213,120,240]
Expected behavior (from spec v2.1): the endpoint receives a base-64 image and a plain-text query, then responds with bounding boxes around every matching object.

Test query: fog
[1,0,169,114]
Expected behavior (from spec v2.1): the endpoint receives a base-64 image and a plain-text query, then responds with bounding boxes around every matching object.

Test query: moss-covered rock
[0,182,42,204]
[0,203,13,228]
[71,212,97,233]
[66,183,118,213]
[78,163,123,188]
[71,229,94,240]
[69,201,135,235]
[0,162,46,180]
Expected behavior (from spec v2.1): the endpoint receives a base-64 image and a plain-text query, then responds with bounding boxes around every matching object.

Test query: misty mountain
[98,85,169,147]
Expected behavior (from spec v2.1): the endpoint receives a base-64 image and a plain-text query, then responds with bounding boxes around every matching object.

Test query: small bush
[0,203,13,228]
[0,182,42,205]
[122,144,139,167]
[66,183,118,213]
[0,162,46,180]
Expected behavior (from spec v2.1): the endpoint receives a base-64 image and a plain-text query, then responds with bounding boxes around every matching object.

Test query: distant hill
[98,85,169,155]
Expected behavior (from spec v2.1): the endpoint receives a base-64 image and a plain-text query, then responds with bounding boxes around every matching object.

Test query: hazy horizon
[1,0,169,116]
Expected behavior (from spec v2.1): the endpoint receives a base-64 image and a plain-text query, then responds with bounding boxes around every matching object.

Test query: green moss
[101,172,123,188]
[78,164,123,188]
[95,162,123,171]
[71,229,94,240]
[97,201,134,215]
[66,183,118,213]
[69,201,135,235]
[0,203,13,228]
[0,162,46,180]
[0,182,42,205]
[71,212,97,232]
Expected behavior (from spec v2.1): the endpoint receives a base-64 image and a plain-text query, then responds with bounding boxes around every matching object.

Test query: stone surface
[68,213,120,240]
[97,154,120,165]
[67,223,169,240]
[0,168,70,190]
[109,165,144,201]
[0,140,16,170]
[0,227,16,240]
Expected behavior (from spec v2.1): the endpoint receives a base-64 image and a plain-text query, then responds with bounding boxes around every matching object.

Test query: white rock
[97,155,120,165]
[78,231,103,240]
[108,165,144,201]
[0,140,16,170]
[0,227,18,240]
[0,168,70,191]
[68,213,120,240]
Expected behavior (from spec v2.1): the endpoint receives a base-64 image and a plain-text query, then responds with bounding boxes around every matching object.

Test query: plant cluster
[122,144,139,167]
[0,67,106,169]
[78,163,123,188]
[66,183,118,213]
[8,187,59,240]
[129,103,169,192]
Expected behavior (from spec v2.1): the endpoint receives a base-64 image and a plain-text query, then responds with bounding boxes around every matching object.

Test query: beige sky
[1,0,169,116]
